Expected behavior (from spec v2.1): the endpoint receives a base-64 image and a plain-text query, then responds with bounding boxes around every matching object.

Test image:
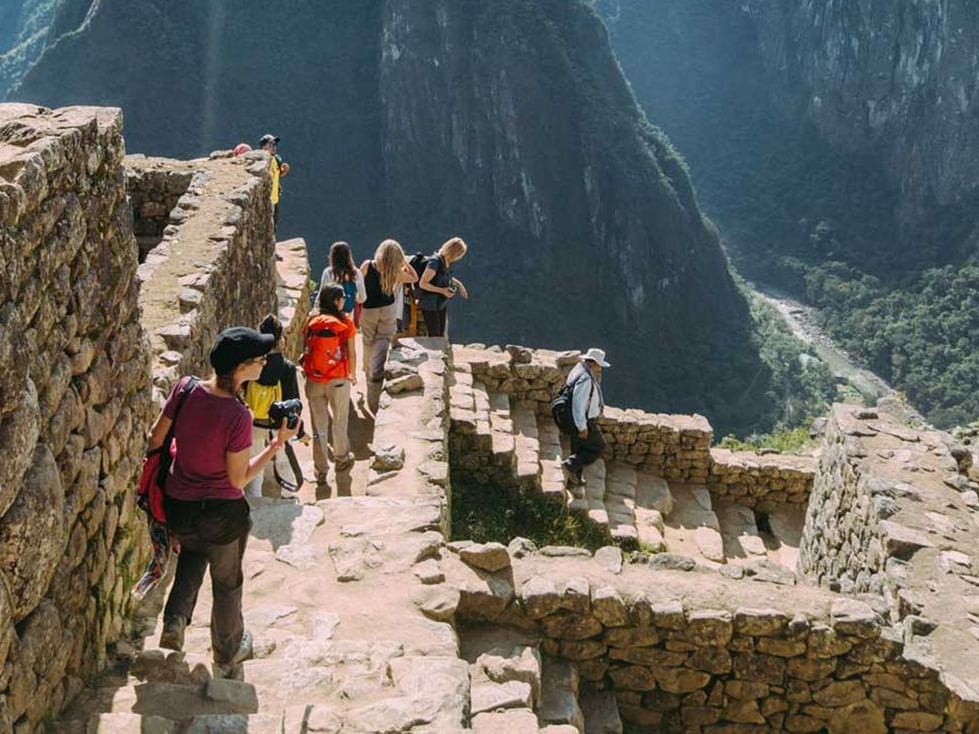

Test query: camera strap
[273,439,304,493]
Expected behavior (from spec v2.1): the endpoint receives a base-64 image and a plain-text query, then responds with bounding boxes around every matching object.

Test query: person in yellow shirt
[259,134,290,230]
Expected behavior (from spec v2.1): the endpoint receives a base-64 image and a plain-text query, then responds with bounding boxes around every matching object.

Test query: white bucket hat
[580,348,610,368]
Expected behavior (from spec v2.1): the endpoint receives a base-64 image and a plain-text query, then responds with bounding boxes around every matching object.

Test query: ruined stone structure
[0,104,302,733]
[4,103,979,733]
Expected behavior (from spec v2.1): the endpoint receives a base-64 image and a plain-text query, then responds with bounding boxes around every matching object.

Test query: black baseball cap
[259,134,280,146]
[209,327,275,374]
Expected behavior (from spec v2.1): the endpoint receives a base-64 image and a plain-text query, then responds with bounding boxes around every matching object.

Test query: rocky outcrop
[747,0,979,244]
[10,0,778,434]
[602,0,979,271]
[0,104,154,731]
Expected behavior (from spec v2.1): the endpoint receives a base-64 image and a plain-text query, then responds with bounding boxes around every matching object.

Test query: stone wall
[707,449,816,508]
[124,161,193,262]
[0,104,154,731]
[371,337,453,535]
[453,345,816,494]
[454,346,714,483]
[446,546,979,732]
[275,237,311,362]
[131,151,276,404]
[797,404,979,701]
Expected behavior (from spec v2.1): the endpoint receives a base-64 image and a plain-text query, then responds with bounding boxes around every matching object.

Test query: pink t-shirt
[162,377,252,501]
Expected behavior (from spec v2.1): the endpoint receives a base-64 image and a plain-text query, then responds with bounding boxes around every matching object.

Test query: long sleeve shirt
[320,267,367,304]
[567,363,604,431]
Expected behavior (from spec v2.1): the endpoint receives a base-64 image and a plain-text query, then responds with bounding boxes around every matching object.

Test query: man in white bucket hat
[562,347,609,486]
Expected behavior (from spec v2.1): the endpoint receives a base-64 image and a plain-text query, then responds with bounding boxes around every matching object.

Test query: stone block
[459,542,511,572]
[204,679,259,713]
[592,586,629,627]
[0,443,66,621]
[471,708,538,734]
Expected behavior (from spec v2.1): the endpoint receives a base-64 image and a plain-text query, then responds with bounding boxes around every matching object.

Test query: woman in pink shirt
[146,327,298,675]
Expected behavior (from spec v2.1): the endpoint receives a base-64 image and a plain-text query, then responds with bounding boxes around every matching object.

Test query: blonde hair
[374,239,406,296]
[438,236,468,263]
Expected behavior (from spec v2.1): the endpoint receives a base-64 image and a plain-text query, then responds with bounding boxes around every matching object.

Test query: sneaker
[561,460,585,487]
[214,630,254,677]
[159,616,186,652]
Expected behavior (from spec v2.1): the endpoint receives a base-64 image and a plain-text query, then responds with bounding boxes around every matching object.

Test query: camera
[268,399,302,430]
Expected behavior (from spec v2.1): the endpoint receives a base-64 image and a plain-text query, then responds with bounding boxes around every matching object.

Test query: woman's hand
[277,421,300,445]
[443,287,456,298]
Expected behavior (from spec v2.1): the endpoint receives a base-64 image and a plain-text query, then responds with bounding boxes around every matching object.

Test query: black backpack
[551,373,594,435]
[408,252,429,281]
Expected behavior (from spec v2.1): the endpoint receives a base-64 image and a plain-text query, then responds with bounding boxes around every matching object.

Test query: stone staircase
[449,361,804,571]
[459,626,621,734]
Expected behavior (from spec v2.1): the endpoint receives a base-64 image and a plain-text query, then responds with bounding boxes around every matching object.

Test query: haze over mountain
[601,0,979,427]
[7,0,811,434]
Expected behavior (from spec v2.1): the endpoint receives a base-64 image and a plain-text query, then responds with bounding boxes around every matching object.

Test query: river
[749,283,895,404]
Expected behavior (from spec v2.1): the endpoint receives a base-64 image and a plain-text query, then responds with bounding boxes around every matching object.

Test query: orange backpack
[302,314,347,382]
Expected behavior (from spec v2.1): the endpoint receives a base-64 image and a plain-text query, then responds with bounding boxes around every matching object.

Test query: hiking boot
[335,454,355,472]
[561,459,585,487]
[159,616,186,652]
[213,630,253,678]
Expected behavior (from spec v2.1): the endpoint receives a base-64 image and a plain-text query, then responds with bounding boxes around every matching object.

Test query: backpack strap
[157,376,199,484]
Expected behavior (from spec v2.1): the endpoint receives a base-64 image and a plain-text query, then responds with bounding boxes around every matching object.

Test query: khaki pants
[360,302,397,412]
[305,377,351,483]
[244,424,281,498]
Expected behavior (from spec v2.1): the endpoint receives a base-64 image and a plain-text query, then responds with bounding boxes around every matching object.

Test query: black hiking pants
[163,497,250,663]
[422,308,448,337]
[568,419,606,471]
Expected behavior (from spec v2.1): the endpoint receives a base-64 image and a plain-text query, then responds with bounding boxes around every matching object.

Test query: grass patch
[451,477,609,551]
[718,425,816,453]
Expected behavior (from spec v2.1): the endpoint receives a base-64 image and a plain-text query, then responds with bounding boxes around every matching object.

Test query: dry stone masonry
[131,150,277,404]
[0,104,154,732]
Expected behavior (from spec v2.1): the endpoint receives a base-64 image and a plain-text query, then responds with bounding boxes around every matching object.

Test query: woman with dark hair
[303,284,358,493]
[147,327,298,676]
[243,314,301,498]
[319,241,366,324]
[418,236,469,337]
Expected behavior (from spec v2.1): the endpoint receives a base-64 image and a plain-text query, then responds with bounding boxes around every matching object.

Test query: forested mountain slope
[601,0,979,427]
[10,0,805,433]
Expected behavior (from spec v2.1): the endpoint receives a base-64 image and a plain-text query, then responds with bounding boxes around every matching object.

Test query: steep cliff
[0,0,90,99]
[602,0,979,426]
[12,0,786,432]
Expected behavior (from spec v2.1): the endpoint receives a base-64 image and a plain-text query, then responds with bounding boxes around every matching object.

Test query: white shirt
[567,362,604,431]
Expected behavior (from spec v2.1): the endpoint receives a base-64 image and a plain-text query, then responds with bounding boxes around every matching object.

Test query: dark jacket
[256,352,300,400]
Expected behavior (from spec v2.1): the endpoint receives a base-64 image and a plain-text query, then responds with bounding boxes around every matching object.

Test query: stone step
[633,472,672,552]
[716,503,769,561]
[472,381,494,450]
[536,415,569,503]
[84,712,282,734]
[539,656,584,732]
[488,390,516,461]
[761,504,806,570]
[73,679,259,720]
[660,483,725,564]
[580,687,623,734]
[449,366,477,432]
[512,400,542,490]
[583,459,608,528]
[604,463,638,549]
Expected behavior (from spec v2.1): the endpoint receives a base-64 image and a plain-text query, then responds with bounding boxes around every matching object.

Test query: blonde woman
[418,237,469,337]
[359,239,418,412]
